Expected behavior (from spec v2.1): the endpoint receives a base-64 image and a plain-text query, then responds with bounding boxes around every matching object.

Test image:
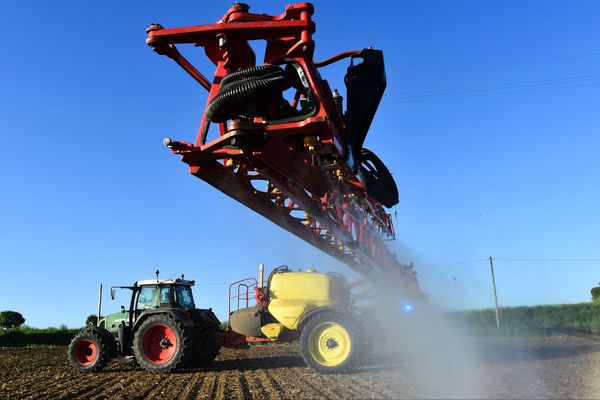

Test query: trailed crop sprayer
[67,1,425,375]
[68,266,415,373]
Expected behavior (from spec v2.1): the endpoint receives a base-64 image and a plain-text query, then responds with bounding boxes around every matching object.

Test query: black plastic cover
[344,49,386,172]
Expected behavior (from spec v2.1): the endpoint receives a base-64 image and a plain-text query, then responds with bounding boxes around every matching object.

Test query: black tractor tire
[191,335,221,366]
[68,329,111,372]
[133,314,192,373]
[300,311,361,373]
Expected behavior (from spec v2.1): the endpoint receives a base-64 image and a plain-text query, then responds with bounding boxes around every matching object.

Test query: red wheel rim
[75,339,97,366]
[142,324,177,364]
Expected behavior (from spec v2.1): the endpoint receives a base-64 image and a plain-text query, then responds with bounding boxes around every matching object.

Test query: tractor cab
[132,277,196,312]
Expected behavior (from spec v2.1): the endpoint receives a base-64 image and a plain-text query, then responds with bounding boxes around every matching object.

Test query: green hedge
[2,303,599,346]
[0,327,81,347]
[591,287,600,304]
[451,302,600,336]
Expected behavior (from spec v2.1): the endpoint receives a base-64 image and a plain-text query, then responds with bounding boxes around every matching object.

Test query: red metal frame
[228,277,257,317]
[226,277,269,342]
[147,3,421,296]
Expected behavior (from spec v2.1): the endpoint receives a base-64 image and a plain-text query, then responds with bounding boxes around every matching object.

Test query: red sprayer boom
[146,2,421,295]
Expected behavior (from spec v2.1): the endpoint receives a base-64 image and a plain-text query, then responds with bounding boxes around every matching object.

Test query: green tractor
[68,271,245,373]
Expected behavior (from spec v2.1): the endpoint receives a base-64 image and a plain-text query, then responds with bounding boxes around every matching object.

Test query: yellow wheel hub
[308,322,351,367]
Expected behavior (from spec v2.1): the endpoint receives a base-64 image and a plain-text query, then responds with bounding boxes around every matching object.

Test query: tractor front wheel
[133,314,192,373]
[300,312,360,373]
[68,330,110,372]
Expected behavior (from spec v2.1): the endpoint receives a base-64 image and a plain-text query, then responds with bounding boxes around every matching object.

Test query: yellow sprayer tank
[267,269,350,330]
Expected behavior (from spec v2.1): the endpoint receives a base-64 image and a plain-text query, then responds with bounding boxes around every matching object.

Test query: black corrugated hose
[206,64,297,122]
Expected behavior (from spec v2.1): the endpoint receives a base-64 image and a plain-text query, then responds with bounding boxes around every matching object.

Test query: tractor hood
[101,311,131,333]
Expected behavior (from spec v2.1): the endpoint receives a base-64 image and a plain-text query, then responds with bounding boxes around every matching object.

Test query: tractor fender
[81,325,118,358]
[296,306,361,332]
[193,308,221,329]
[132,309,196,333]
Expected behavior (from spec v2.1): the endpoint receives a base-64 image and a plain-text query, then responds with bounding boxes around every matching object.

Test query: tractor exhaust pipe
[259,263,264,289]
[97,284,103,327]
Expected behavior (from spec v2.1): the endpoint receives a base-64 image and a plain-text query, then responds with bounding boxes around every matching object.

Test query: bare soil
[1,336,599,399]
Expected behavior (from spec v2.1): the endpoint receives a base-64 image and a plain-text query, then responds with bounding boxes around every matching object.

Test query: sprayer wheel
[300,311,361,373]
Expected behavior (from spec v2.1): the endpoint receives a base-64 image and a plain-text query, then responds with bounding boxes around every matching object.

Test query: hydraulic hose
[207,64,298,123]
[220,64,283,87]
[219,69,290,91]
[207,75,293,122]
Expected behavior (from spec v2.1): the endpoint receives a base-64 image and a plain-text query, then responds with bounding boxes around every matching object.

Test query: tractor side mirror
[111,288,116,300]
[120,305,125,313]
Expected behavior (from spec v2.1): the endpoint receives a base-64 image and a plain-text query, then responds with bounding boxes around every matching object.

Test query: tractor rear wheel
[300,312,360,373]
[68,330,110,372]
[133,314,192,373]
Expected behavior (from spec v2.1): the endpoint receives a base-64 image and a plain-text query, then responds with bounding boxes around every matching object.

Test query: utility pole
[97,284,103,327]
[489,256,500,329]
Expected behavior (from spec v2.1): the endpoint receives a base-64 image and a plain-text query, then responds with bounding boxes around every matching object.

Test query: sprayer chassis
[146,3,420,293]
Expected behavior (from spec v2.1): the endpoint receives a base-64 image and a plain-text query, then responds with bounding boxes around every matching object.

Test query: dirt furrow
[17,371,82,399]
[221,370,247,400]
[314,375,373,399]
[236,370,253,399]
[68,378,122,399]
[91,373,142,399]
[291,372,337,400]
[213,370,228,400]
[255,368,289,399]
[262,370,308,398]
[139,375,189,399]
[179,373,204,399]
[244,369,272,399]
[341,374,401,398]
[2,338,599,399]
[196,371,218,399]
[118,376,163,400]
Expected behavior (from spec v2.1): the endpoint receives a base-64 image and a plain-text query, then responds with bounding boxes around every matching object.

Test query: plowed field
[1,336,599,399]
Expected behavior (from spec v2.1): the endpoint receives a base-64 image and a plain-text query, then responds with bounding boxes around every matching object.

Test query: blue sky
[1,1,599,328]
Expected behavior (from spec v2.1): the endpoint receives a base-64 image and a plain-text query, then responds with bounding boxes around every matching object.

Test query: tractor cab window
[175,286,195,309]
[160,287,175,303]
[137,286,155,310]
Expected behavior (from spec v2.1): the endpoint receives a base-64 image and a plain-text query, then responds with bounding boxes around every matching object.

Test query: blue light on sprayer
[402,301,414,314]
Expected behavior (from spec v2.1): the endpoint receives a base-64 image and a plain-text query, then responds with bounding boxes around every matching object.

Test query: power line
[195,283,229,286]
[396,51,600,78]
[389,73,600,98]
[384,73,600,103]
[438,258,488,266]
[2,258,596,296]
[385,81,600,103]
[436,257,600,267]
[494,258,600,262]
[0,286,98,296]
